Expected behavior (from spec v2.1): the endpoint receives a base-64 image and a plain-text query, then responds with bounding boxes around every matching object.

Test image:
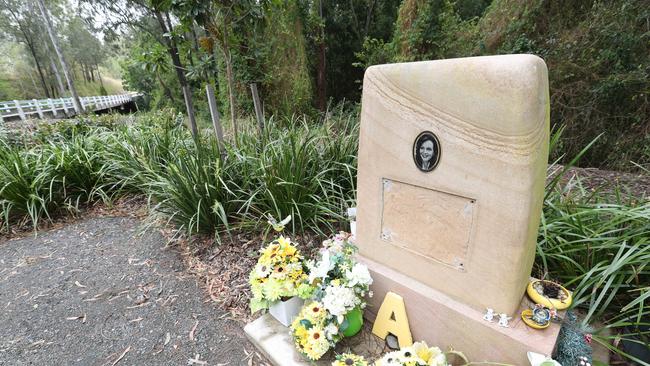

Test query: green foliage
[261,1,313,116]
[474,0,649,171]
[354,0,649,173]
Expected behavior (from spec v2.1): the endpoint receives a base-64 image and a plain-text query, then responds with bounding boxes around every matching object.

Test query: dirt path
[0,217,266,365]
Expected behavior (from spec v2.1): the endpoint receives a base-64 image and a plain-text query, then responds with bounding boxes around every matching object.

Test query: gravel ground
[0,217,266,366]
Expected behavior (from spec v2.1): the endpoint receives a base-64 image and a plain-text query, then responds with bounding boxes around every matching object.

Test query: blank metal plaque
[380,179,475,271]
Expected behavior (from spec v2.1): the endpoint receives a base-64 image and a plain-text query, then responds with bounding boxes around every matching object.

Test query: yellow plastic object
[371,291,413,348]
[526,280,572,310]
[521,309,550,329]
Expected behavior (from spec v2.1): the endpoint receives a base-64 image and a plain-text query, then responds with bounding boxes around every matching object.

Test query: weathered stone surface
[356,55,550,315]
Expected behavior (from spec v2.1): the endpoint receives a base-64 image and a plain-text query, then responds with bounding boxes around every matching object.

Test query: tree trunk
[155,11,198,138]
[250,83,264,133]
[156,72,176,104]
[36,0,82,113]
[45,40,66,97]
[24,41,50,98]
[185,32,195,68]
[364,0,377,39]
[316,0,327,112]
[206,84,225,152]
[221,24,238,143]
[97,65,105,88]
[27,70,39,96]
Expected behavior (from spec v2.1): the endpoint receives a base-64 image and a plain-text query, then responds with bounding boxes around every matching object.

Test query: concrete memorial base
[245,314,316,366]
[360,255,561,366]
[245,314,387,366]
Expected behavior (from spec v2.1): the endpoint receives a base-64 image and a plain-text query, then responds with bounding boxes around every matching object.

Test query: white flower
[379,351,404,365]
[322,284,358,318]
[308,249,331,283]
[254,263,271,278]
[324,323,338,339]
[345,263,373,287]
[286,262,302,274]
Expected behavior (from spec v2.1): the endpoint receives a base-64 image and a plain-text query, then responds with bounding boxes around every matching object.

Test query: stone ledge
[244,314,387,366]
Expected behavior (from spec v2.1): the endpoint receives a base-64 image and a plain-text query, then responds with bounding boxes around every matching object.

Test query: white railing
[0,93,139,122]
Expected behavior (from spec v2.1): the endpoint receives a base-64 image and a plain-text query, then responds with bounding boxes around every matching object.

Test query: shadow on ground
[0,217,266,365]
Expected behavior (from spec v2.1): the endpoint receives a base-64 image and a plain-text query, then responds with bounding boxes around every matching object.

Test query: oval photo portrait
[413,131,441,172]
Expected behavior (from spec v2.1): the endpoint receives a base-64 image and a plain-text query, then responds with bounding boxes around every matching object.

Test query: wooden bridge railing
[0,93,138,122]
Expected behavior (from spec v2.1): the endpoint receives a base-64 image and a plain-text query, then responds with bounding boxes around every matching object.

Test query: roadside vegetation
[1,110,648,363]
[1,0,648,364]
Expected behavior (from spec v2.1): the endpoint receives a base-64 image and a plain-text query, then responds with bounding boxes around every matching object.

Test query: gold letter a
[371,291,413,348]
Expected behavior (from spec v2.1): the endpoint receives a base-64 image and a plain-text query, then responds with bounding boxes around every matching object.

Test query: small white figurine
[483,308,495,322]
[578,356,591,366]
[497,313,511,328]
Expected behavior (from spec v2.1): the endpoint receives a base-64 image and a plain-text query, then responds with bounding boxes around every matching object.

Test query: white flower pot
[350,221,357,236]
[269,296,304,326]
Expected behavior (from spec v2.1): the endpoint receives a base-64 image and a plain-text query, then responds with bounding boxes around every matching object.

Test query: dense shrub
[357,0,650,172]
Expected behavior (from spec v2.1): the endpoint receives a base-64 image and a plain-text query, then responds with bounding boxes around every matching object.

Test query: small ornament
[266,214,291,232]
[583,333,592,344]
[497,313,511,328]
[483,308,495,322]
[521,305,552,329]
[578,356,591,366]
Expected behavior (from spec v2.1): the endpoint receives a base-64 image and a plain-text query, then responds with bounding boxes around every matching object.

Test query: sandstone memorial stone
[245,54,562,365]
[356,54,560,364]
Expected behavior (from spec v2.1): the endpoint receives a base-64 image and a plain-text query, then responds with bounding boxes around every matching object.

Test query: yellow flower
[411,341,434,362]
[304,301,327,322]
[332,353,368,366]
[305,327,330,360]
[277,236,291,247]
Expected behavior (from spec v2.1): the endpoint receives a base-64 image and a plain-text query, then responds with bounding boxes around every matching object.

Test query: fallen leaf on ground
[110,345,131,366]
[189,320,199,341]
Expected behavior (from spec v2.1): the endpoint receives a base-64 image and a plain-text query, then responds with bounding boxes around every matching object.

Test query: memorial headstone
[355,55,560,364]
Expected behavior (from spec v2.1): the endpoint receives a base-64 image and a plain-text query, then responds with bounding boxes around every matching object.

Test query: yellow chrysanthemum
[277,236,291,247]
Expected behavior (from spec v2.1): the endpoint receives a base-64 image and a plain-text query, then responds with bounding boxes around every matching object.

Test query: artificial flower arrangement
[308,232,373,323]
[332,353,369,366]
[249,235,313,314]
[330,341,449,366]
[290,232,374,360]
[375,341,449,366]
[291,300,344,360]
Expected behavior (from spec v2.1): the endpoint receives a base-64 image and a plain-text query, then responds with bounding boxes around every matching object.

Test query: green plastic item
[341,308,363,337]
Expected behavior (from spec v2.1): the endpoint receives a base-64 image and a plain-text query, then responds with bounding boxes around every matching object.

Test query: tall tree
[86,0,198,138]
[152,9,198,138]
[36,0,82,112]
[42,37,66,97]
[0,0,51,98]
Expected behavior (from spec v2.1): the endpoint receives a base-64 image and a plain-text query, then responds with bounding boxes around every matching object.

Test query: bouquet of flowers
[291,301,344,360]
[291,232,374,360]
[330,342,449,366]
[308,232,373,323]
[249,236,313,313]
[375,341,449,366]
